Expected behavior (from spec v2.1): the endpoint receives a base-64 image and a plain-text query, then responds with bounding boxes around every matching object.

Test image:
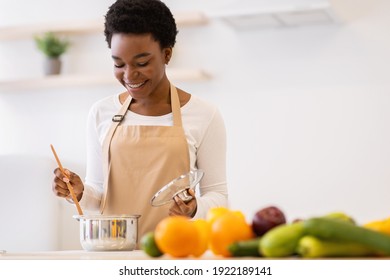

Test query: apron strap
[170,83,182,127]
[101,94,132,212]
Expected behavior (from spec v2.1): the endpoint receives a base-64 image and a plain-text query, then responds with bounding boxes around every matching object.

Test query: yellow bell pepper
[363,218,390,235]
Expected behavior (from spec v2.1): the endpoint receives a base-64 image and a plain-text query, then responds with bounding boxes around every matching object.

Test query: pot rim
[73,214,141,221]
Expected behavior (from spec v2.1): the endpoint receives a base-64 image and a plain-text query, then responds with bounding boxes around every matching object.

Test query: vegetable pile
[140,205,390,258]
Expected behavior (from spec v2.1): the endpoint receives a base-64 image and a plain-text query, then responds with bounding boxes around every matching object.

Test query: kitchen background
[0,0,389,251]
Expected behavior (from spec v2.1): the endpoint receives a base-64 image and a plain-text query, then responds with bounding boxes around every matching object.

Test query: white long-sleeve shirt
[80,93,228,219]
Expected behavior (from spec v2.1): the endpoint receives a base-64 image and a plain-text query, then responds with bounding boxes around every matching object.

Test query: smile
[126,81,146,89]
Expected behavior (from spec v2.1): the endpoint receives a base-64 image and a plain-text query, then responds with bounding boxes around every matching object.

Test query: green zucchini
[260,222,305,257]
[324,212,355,224]
[296,235,375,258]
[228,237,262,257]
[303,217,390,256]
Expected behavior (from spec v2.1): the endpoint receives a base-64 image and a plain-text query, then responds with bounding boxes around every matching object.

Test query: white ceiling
[165,0,379,29]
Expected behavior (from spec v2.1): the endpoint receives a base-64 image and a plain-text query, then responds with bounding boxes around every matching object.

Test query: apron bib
[101,84,190,239]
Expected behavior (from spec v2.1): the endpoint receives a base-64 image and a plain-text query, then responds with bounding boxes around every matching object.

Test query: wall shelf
[0,11,208,41]
[0,12,210,91]
[0,69,211,91]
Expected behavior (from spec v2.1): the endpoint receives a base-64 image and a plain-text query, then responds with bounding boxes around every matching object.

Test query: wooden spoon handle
[50,144,83,215]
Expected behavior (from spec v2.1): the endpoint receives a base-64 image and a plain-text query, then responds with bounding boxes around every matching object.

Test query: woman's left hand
[168,189,197,218]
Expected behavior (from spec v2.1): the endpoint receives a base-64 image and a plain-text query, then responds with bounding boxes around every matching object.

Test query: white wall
[0,155,60,251]
[0,0,389,250]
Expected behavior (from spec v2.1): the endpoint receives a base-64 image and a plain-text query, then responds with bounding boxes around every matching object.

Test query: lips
[125,80,147,89]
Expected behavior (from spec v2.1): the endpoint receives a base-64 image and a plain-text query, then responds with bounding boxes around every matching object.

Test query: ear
[164,48,173,65]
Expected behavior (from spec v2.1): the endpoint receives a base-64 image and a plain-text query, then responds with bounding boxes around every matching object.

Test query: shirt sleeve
[192,107,229,219]
[79,105,104,212]
[79,184,102,212]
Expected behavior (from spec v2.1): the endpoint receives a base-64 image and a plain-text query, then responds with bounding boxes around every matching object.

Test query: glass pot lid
[150,169,204,207]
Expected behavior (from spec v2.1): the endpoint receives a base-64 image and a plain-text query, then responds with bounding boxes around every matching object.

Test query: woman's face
[110,33,172,100]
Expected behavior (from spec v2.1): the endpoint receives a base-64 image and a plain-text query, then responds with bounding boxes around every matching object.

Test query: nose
[123,66,139,81]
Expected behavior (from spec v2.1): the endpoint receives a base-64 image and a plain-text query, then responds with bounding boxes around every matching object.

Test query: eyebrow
[111,52,152,60]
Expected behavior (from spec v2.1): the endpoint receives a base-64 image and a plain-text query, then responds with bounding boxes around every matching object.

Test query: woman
[52,0,228,238]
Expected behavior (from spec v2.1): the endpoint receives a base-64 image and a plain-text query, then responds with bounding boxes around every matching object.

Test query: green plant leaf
[34,32,70,58]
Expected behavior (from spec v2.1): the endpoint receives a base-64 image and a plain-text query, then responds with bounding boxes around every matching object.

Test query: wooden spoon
[50,144,83,215]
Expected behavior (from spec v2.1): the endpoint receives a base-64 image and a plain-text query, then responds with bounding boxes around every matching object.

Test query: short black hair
[104,0,178,49]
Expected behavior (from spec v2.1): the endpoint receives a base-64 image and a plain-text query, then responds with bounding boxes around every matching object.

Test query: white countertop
[0,250,155,260]
[0,249,222,260]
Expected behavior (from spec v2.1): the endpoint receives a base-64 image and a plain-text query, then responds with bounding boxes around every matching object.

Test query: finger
[169,199,184,215]
[64,169,78,182]
[67,174,84,194]
[53,176,68,189]
[52,183,70,197]
[64,169,71,177]
[54,167,71,183]
[188,188,196,196]
[173,195,187,208]
[185,200,197,217]
[61,169,81,189]
[53,176,70,194]
[65,170,81,185]
[53,167,64,178]
[168,208,179,216]
[169,206,188,217]
[173,196,197,217]
[168,204,180,216]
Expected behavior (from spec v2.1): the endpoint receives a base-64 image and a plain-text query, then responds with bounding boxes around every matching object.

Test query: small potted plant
[34,32,70,75]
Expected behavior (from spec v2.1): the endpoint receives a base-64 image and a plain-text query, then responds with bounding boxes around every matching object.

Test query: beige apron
[101,84,190,239]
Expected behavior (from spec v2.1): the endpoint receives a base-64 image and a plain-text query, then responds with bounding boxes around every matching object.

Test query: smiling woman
[110,33,175,115]
[51,0,228,243]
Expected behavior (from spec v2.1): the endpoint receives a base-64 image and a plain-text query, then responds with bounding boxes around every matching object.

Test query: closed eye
[114,64,125,68]
[137,61,149,67]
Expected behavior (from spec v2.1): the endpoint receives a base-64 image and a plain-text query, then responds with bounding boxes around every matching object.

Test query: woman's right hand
[52,168,84,202]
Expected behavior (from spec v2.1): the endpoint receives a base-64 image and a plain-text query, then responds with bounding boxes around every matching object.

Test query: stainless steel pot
[73,215,141,251]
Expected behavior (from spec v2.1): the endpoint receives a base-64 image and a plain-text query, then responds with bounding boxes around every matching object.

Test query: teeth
[127,81,145,89]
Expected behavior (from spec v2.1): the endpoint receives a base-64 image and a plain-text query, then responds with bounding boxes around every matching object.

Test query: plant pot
[44,57,62,75]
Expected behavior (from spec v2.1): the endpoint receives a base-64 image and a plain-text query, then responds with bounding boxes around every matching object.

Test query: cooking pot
[73,214,140,251]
